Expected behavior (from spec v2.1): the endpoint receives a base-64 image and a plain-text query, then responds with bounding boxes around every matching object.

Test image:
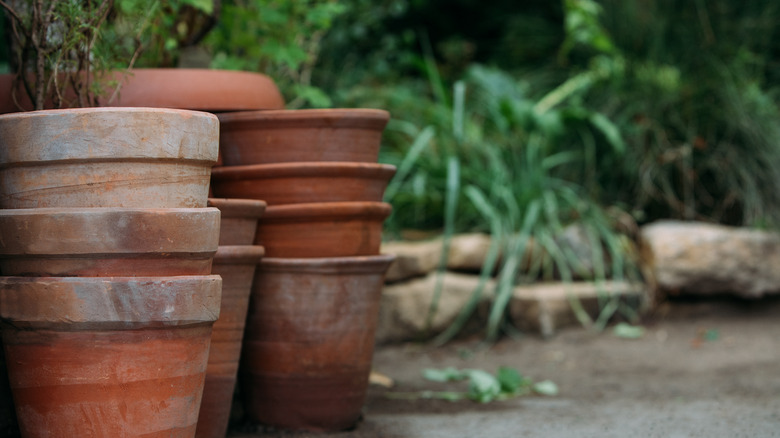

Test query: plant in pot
[0,2,222,437]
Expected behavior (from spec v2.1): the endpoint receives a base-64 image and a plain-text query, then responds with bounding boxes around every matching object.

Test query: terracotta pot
[0,107,218,209]
[0,69,285,114]
[217,109,390,166]
[210,162,397,205]
[0,343,19,437]
[255,202,392,258]
[196,245,265,438]
[241,254,395,432]
[0,275,222,438]
[0,207,220,277]
[207,198,267,246]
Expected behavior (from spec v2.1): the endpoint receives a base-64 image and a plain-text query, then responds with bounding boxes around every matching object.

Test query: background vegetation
[4,0,780,339]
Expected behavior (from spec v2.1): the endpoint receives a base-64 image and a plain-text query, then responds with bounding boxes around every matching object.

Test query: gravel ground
[231,297,780,438]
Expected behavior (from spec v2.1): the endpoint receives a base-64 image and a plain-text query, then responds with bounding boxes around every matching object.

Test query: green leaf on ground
[613,322,646,339]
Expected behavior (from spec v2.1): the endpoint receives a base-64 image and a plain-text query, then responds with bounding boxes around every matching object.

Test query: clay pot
[0,207,220,277]
[196,245,265,438]
[207,198,267,246]
[217,109,390,166]
[0,275,222,438]
[241,254,395,432]
[210,162,397,205]
[255,202,392,258]
[0,69,285,114]
[0,107,218,209]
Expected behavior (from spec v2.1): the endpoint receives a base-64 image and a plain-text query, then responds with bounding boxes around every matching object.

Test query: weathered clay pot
[0,107,218,209]
[241,254,395,432]
[217,109,390,166]
[0,345,19,437]
[255,202,392,258]
[0,69,285,114]
[196,245,265,438]
[210,162,397,205]
[0,275,222,438]
[0,207,220,277]
[207,198,267,246]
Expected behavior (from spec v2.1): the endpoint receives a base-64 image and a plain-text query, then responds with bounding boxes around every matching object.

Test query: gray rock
[446,233,493,272]
[640,220,780,298]
[375,272,495,344]
[381,239,442,283]
[509,281,648,338]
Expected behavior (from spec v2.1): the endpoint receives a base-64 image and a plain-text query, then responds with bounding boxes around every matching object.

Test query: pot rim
[259,253,396,274]
[214,245,265,264]
[0,275,221,329]
[216,108,389,129]
[261,201,392,221]
[210,162,396,181]
[0,105,218,120]
[207,198,267,218]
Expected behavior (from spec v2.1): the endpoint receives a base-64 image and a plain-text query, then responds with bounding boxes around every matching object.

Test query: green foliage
[205,0,348,108]
[416,366,557,402]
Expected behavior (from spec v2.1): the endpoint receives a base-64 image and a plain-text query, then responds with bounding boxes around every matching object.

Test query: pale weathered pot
[217,109,390,166]
[210,162,397,205]
[0,207,220,277]
[0,69,285,114]
[196,245,265,438]
[0,275,222,438]
[255,202,392,258]
[0,107,218,209]
[241,254,395,432]
[207,198,267,246]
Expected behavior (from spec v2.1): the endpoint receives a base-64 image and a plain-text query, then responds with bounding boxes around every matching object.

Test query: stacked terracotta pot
[0,108,222,437]
[210,109,397,432]
[195,198,266,438]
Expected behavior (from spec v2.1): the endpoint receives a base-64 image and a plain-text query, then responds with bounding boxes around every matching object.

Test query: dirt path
[231,297,780,437]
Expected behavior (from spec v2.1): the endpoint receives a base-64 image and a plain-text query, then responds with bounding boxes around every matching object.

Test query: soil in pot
[254,202,392,258]
[217,109,390,166]
[0,207,220,277]
[0,107,218,209]
[0,275,221,438]
[240,254,395,432]
[210,162,396,205]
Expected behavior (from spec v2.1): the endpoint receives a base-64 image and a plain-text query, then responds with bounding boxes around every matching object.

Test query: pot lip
[0,105,219,121]
[217,108,390,129]
[259,253,396,272]
[214,245,265,264]
[0,206,221,216]
[0,275,222,327]
[210,162,397,181]
[207,198,267,218]
[262,201,392,221]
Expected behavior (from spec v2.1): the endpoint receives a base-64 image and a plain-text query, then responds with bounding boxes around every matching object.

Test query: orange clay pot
[206,198,267,246]
[0,207,220,277]
[241,255,395,432]
[210,162,397,205]
[196,246,265,438]
[254,202,392,258]
[0,107,218,209]
[0,69,284,114]
[216,109,390,166]
[0,275,222,438]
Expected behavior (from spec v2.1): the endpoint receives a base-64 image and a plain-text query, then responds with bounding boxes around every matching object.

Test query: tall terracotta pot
[196,246,265,438]
[0,275,222,438]
[255,202,392,258]
[196,198,266,438]
[241,254,395,432]
[0,207,220,277]
[216,109,390,166]
[0,107,218,209]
